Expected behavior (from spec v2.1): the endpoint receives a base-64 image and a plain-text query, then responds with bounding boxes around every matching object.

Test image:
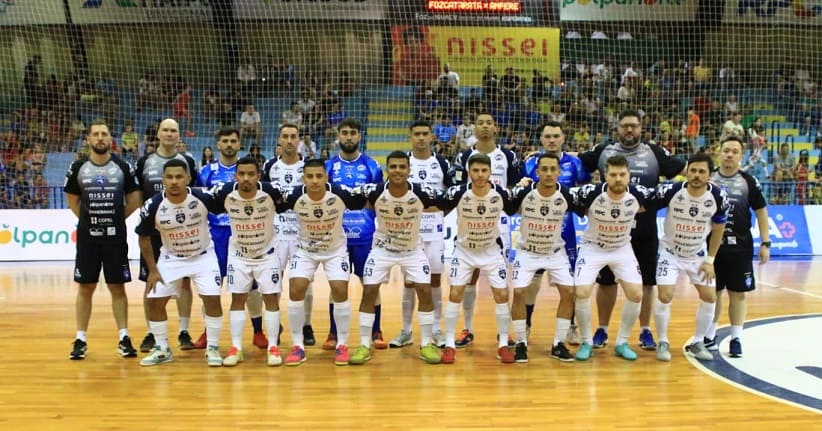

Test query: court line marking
[778,287,822,300]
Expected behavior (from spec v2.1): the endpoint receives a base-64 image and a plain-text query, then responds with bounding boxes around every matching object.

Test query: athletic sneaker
[303,325,316,346]
[514,342,528,363]
[222,347,244,367]
[592,328,608,348]
[140,345,173,366]
[389,330,413,348]
[729,338,743,358]
[441,347,456,364]
[497,346,516,364]
[322,333,337,351]
[575,342,593,361]
[550,342,574,362]
[704,336,718,351]
[656,341,671,362]
[419,344,442,364]
[432,331,446,348]
[70,339,87,360]
[334,345,349,366]
[268,346,283,366]
[685,341,713,361]
[193,331,207,349]
[205,346,223,367]
[614,342,638,361]
[372,331,388,350]
[285,346,306,366]
[253,331,267,349]
[349,345,373,365]
[638,329,657,350]
[178,330,194,350]
[139,333,155,353]
[118,336,138,358]
[454,329,474,348]
[566,325,582,346]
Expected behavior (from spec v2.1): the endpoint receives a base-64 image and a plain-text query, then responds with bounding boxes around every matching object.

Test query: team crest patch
[284,173,293,183]
[214,275,222,286]
[610,208,621,218]
[314,208,324,218]
[498,268,506,279]
[271,272,280,284]
[394,206,404,216]
[175,211,186,223]
[477,205,486,215]
[244,205,254,216]
[540,206,550,216]
[689,206,699,217]
[419,170,427,180]
[423,265,430,275]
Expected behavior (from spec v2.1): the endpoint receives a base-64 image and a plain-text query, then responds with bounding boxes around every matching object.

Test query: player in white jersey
[571,155,654,362]
[508,153,577,363]
[262,124,316,346]
[653,152,729,362]
[389,120,452,350]
[135,159,225,367]
[349,151,443,365]
[212,157,290,367]
[449,112,520,348]
[280,159,366,366]
[439,153,518,364]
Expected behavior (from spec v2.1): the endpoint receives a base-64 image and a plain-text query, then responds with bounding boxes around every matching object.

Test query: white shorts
[422,239,445,274]
[450,244,507,289]
[289,248,350,282]
[227,253,282,295]
[277,239,299,272]
[575,242,642,286]
[511,249,574,289]
[656,246,714,287]
[363,247,431,286]
[150,249,222,298]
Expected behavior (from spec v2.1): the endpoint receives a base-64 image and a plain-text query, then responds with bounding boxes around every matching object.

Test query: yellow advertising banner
[391,26,560,86]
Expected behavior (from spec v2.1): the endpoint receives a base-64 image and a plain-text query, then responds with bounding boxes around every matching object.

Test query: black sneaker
[118,336,138,358]
[303,325,316,346]
[70,339,87,360]
[178,330,194,350]
[551,342,574,362]
[729,337,743,358]
[703,336,718,351]
[139,333,156,353]
[514,342,528,363]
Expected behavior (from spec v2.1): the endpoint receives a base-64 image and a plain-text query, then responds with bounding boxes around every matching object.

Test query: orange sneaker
[497,346,516,364]
[192,331,207,349]
[322,333,337,351]
[253,331,268,349]
[372,331,388,350]
[334,345,349,366]
[441,347,456,364]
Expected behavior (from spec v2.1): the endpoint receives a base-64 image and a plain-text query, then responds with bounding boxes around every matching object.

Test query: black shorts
[74,235,131,284]
[138,234,163,282]
[715,252,755,292]
[596,236,658,287]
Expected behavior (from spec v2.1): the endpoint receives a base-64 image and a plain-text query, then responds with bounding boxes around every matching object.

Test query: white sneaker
[656,341,671,361]
[432,331,446,348]
[267,346,283,366]
[205,346,223,367]
[222,347,243,367]
[389,330,413,348]
[566,325,582,346]
[685,341,714,361]
[140,346,173,366]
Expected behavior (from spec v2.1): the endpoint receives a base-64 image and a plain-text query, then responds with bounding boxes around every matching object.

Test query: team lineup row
[64,111,770,367]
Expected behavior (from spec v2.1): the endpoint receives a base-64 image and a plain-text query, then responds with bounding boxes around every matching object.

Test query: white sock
[653,299,671,343]
[431,286,443,330]
[574,298,592,344]
[418,310,434,345]
[694,300,714,341]
[265,310,280,347]
[402,288,416,333]
[229,310,246,349]
[76,330,87,342]
[706,321,718,340]
[204,315,222,348]
[178,317,190,333]
[304,283,314,325]
[359,312,375,348]
[118,328,129,341]
[554,318,571,346]
[444,301,460,348]
[730,324,743,340]
[513,319,527,344]
[616,300,641,346]
[149,321,168,349]
[287,300,305,348]
[494,303,511,348]
[333,301,351,347]
[462,284,477,331]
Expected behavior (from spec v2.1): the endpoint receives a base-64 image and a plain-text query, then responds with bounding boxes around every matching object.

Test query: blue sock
[251,316,263,333]
[329,303,337,336]
[525,304,535,327]
[373,304,382,334]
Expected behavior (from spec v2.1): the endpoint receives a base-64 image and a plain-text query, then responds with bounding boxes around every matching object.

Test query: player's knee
[491,288,508,303]
[512,288,526,302]
[657,291,674,304]
[624,289,642,303]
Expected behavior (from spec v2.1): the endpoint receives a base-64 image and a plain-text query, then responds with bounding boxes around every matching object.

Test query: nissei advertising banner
[69,0,212,24]
[233,0,385,20]
[0,0,66,25]
[723,1,822,25]
[560,0,698,22]
[391,25,560,86]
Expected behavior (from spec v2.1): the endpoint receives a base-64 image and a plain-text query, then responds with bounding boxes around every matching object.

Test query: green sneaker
[348,345,373,365]
[614,342,638,361]
[419,343,442,364]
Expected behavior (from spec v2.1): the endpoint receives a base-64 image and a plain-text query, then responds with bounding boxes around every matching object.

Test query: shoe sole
[373,343,388,350]
[140,358,173,366]
[268,360,283,367]
[119,350,138,358]
[551,355,574,362]
[515,358,528,363]
[304,339,316,346]
[454,342,472,349]
[222,357,243,367]
[179,344,195,351]
[285,358,306,366]
[334,359,349,366]
[420,356,442,364]
[389,341,413,348]
[349,358,371,365]
[592,343,607,349]
[615,351,638,361]
[640,344,657,351]
[729,353,742,358]
[657,354,672,361]
[69,354,86,360]
[139,346,153,353]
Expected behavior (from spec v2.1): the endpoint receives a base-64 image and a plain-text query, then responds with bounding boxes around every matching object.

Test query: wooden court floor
[0,259,820,430]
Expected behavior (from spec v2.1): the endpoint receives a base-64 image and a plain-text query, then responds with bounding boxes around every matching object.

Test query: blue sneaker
[614,342,638,361]
[703,336,718,351]
[592,328,608,348]
[638,329,657,350]
[729,337,743,358]
[575,342,593,361]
